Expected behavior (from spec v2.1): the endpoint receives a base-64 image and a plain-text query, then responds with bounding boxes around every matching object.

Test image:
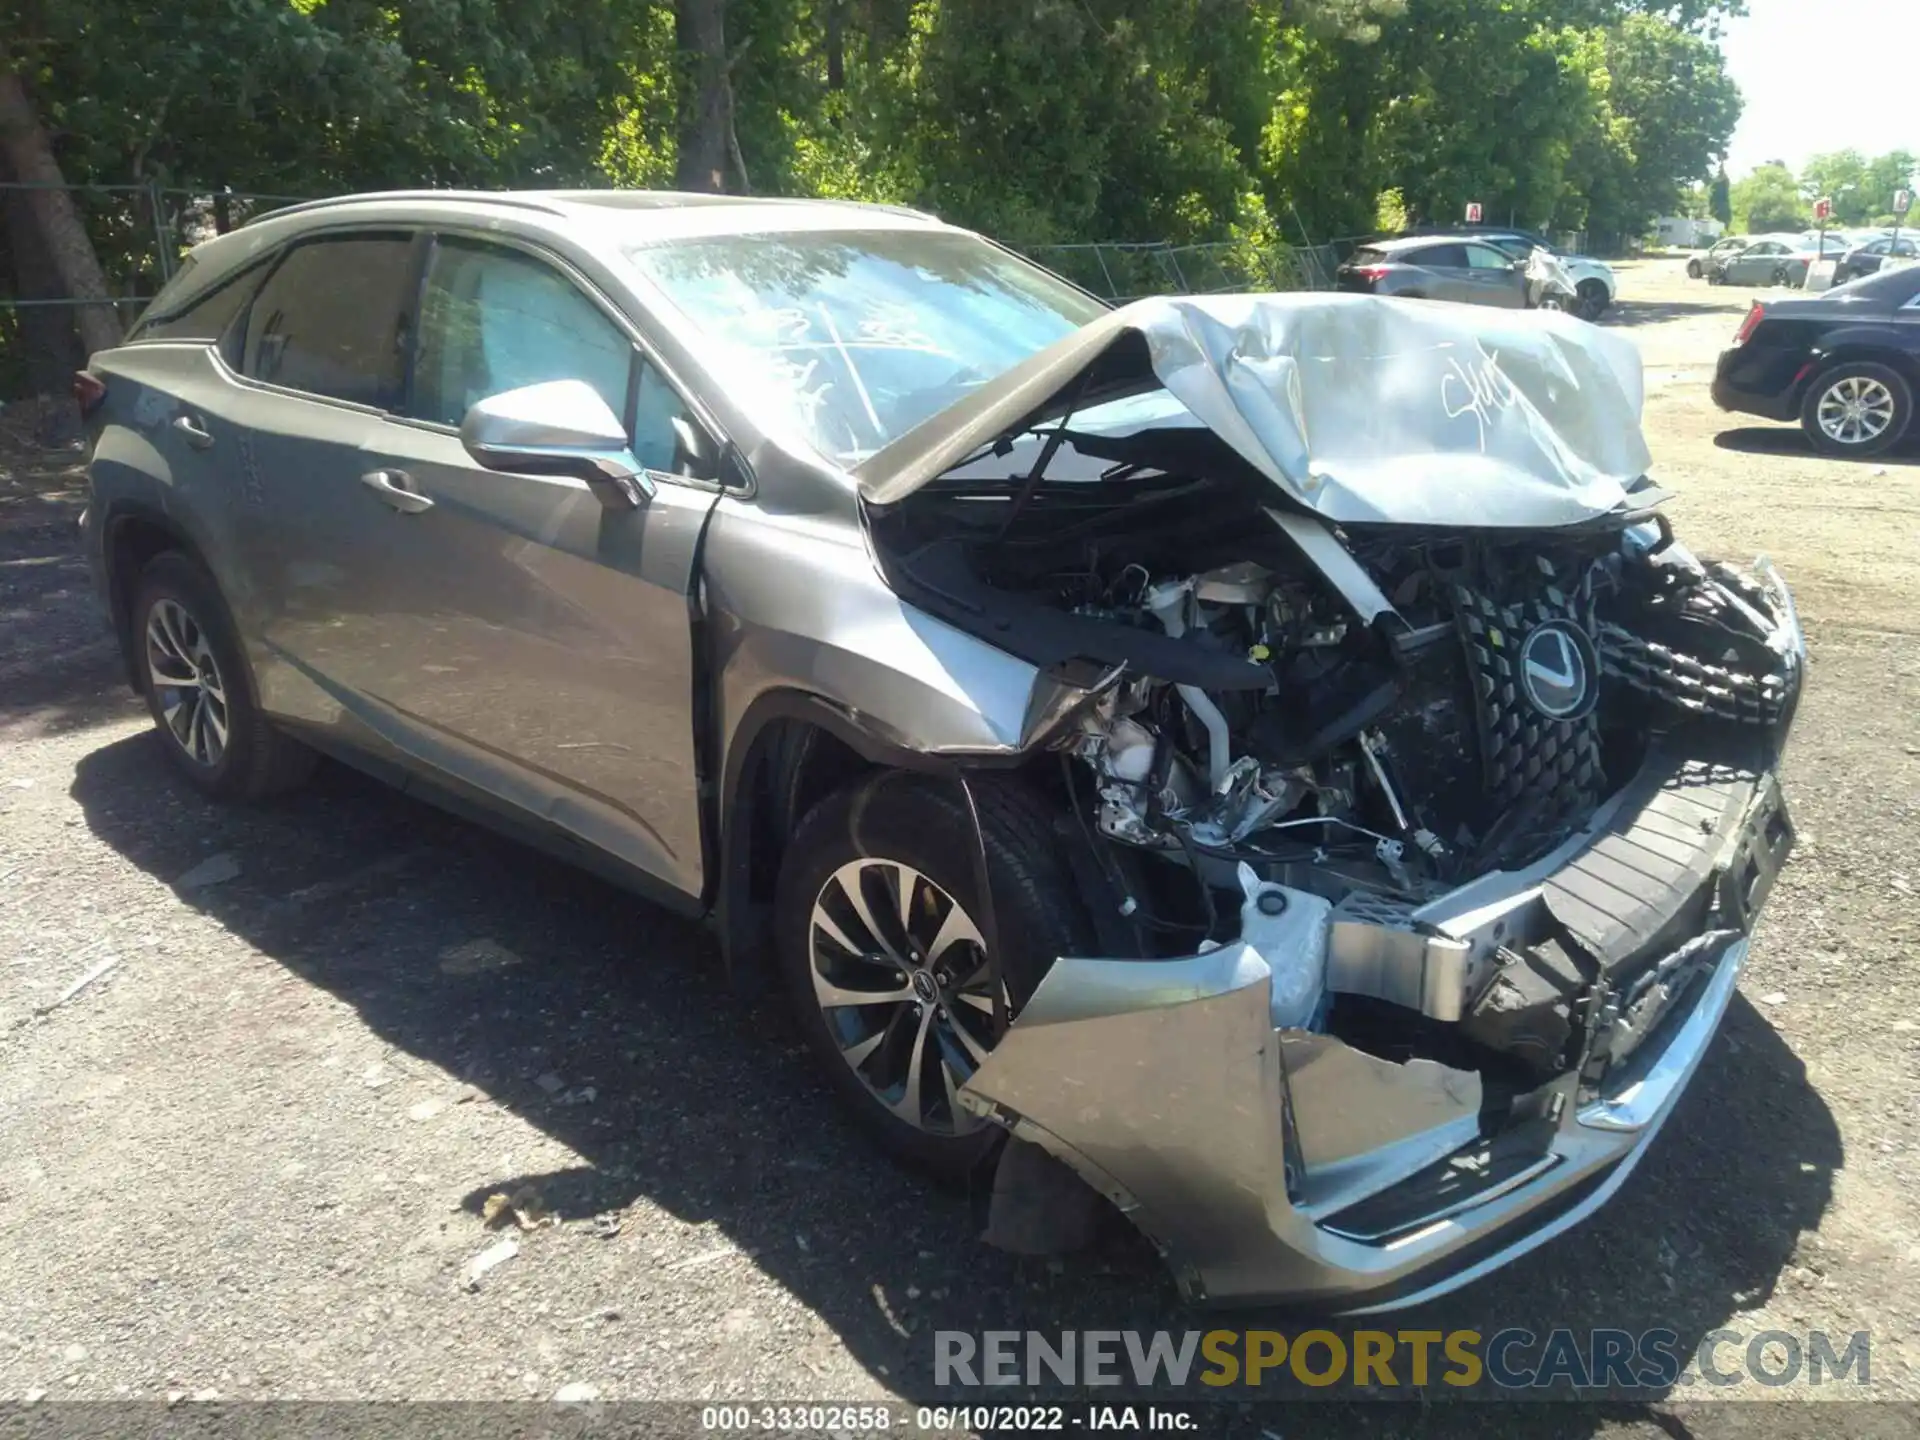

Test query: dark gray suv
[79,189,1802,1310]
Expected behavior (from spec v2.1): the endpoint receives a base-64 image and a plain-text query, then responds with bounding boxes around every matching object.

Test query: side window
[132,259,266,344]
[631,357,699,476]
[1414,244,1468,268]
[411,239,633,430]
[1464,245,1513,271]
[241,236,415,406]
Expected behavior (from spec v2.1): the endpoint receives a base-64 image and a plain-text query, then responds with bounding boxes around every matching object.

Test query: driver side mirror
[460,380,655,509]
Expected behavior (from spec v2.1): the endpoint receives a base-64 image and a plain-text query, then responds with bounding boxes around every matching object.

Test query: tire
[1799,361,1913,458]
[1706,270,1724,286]
[1575,280,1609,320]
[1770,265,1791,288]
[1686,258,1703,279]
[132,552,317,801]
[774,773,1094,1181]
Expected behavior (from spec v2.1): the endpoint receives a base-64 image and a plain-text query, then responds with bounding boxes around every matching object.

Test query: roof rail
[244,190,572,228]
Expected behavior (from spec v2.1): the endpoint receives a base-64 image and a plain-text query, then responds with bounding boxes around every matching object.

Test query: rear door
[165,231,423,723]
[1400,244,1470,301]
[342,233,722,900]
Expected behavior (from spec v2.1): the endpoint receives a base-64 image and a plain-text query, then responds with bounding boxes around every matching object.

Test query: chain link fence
[1,181,309,408]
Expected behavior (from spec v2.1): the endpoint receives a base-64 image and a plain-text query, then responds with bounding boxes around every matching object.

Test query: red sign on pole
[1813,197,1833,222]
[1465,202,1483,224]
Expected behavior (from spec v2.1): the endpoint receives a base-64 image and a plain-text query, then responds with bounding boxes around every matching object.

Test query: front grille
[1597,622,1793,727]
[1452,583,1606,866]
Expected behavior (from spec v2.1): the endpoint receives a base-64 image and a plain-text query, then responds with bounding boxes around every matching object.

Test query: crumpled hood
[854,292,1653,528]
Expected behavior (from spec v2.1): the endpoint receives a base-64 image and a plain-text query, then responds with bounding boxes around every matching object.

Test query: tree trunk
[674,0,733,194]
[825,1,845,91]
[0,45,121,357]
[2,161,85,439]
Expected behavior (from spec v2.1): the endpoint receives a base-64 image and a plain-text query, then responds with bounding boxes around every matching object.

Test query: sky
[1718,0,1918,177]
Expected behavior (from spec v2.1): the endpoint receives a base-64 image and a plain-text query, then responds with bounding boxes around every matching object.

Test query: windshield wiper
[995,367,1095,540]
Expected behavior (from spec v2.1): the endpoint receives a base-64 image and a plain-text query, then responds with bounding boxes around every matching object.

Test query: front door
[341,235,720,900]
[1461,243,1529,308]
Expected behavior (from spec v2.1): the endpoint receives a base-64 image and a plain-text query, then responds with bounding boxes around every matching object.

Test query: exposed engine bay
[871,457,1801,1092]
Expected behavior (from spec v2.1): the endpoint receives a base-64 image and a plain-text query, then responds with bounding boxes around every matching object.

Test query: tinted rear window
[131,259,269,344]
[241,235,416,407]
[1408,244,1468,267]
[1348,247,1389,265]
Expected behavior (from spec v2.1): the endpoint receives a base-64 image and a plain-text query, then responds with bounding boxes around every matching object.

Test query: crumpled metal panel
[961,943,1483,1299]
[856,293,1652,528]
[959,945,1290,1291]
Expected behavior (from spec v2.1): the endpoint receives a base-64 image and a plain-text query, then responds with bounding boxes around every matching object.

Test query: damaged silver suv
[81,191,1802,1311]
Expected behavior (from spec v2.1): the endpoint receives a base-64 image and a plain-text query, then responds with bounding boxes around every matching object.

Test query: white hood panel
[855,293,1652,529]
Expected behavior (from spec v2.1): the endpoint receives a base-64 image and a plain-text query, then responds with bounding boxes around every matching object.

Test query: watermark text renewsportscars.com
[934,1327,1871,1391]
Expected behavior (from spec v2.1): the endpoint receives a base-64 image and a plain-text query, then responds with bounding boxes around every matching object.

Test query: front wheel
[1800,362,1912,457]
[774,774,1093,1180]
[133,552,316,801]
[1771,265,1792,288]
[1575,280,1609,320]
[1686,258,1703,279]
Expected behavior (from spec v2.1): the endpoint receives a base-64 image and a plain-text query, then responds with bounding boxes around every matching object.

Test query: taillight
[73,371,107,416]
[1353,265,1390,282]
[1732,304,1765,347]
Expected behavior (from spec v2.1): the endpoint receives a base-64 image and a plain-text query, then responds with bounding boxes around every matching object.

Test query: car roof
[1365,234,1506,255]
[163,188,961,314]
[247,187,942,235]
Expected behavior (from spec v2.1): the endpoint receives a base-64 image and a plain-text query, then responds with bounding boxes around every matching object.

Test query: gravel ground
[1,259,1917,1432]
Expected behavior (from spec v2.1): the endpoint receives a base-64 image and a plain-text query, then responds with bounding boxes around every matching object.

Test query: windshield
[626,229,1108,465]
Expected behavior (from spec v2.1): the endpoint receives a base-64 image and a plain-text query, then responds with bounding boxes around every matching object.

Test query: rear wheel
[1686,258,1703,279]
[774,774,1092,1181]
[133,552,316,801]
[1799,362,1912,457]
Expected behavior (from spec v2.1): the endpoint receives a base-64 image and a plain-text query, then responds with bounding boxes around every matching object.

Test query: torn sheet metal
[961,944,1482,1302]
[856,292,1652,528]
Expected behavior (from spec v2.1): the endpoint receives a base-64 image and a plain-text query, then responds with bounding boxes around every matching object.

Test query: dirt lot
[2,258,1917,1429]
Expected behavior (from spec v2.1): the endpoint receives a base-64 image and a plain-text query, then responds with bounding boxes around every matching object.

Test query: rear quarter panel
[86,343,258,624]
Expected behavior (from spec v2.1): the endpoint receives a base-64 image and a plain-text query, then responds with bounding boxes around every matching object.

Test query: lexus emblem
[1518,621,1598,720]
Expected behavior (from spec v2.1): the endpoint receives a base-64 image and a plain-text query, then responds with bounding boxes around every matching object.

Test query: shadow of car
[66,730,1840,1404]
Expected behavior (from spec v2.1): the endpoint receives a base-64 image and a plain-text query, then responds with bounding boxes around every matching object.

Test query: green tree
[1732,162,1805,233]
[1709,165,1732,226]
[1583,11,1741,237]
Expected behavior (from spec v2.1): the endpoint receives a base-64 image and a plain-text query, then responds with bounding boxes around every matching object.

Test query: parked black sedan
[1712,262,1920,456]
[1831,234,1918,286]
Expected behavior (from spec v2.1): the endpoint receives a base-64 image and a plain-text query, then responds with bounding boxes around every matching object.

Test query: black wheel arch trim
[710,687,1018,974]
[98,499,217,693]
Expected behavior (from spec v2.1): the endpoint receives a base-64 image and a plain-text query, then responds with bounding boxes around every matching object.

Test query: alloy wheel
[807,858,1006,1136]
[1815,376,1897,447]
[145,597,229,767]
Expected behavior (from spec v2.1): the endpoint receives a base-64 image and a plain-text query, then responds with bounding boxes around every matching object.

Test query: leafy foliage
[3,0,1759,371]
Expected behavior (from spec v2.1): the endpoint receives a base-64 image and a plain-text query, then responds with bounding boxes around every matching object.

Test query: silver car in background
[80,191,1802,1309]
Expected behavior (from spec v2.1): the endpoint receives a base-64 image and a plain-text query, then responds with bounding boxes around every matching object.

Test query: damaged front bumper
[963,925,1756,1310]
[961,565,1803,1310]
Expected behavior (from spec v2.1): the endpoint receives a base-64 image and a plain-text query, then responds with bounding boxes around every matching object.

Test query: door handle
[172,414,214,450]
[360,468,434,514]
